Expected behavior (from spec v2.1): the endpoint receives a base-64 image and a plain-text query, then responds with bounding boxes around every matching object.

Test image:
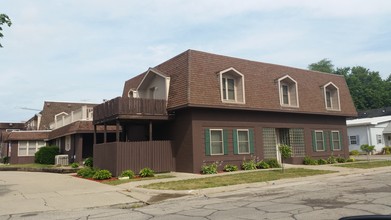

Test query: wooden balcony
[93,97,169,124]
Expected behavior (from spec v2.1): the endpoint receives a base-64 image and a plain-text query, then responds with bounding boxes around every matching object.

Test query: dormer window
[128,90,138,98]
[277,75,299,107]
[324,82,340,111]
[219,67,245,104]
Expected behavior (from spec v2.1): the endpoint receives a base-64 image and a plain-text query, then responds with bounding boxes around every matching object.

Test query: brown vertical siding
[93,141,175,176]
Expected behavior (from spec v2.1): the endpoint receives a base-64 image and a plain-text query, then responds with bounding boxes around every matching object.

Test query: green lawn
[103,174,175,185]
[335,160,391,169]
[141,168,336,190]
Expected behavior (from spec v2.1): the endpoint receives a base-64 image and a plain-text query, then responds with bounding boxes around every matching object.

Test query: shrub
[242,159,257,170]
[266,158,281,168]
[84,157,93,168]
[327,156,337,164]
[318,159,327,165]
[336,157,346,163]
[303,156,318,165]
[383,146,391,155]
[201,161,222,174]
[139,167,155,177]
[346,157,355,162]
[92,169,112,180]
[2,156,10,164]
[223,164,238,172]
[256,160,270,169]
[77,167,96,178]
[349,150,360,156]
[120,169,135,178]
[70,163,79,168]
[35,146,59,164]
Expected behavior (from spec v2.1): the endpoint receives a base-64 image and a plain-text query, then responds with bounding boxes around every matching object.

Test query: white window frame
[65,135,71,151]
[323,82,341,111]
[376,134,382,144]
[331,130,341,150]
[210,129,224,155]
[315,130,325,151]
[219,67,245,104]
[281,83,290,105]
[277,75,299,108]
[18,141,45,157]
[237,129,250,154]
[349,136,357,145]
[326,90,332,109]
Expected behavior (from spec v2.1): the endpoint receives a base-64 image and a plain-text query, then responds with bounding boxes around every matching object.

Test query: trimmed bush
[120,169,135,178]
[383,146,391,155]
[139,167,155,177]
[93,169,112,180]
[77,167,96,178]
[336,157,346,163]
[35,146,59,164]
[265,158,281,168]
[223,164,238,172]
[2,156,10,164]
[346,157,355,162]
[327,156,337,164]
[349,150,360,156]
[84,157,93,168]
[318,159,327,165]
[242,159,257,170]
[70,163,79,168]
[303,156,318,165]
[256,160,270,169]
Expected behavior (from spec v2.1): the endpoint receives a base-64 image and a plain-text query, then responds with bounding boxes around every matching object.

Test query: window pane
[238,130,249,153]
[19,141,28,156]
[326,91,332,108]
[316,132,323,140]
[282,85,289,104]
[350,136,357,144]
[315,132,324,151]
[222,78,227,100]
[210,130,223,155]
[227,78,235,100]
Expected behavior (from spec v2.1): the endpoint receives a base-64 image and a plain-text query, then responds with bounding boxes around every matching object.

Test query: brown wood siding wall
[189,108,349,173]
[93,141,175,176]
[10,142,35,164]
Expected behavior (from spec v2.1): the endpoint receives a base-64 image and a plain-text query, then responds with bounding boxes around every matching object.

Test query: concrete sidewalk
[1,159,390,216]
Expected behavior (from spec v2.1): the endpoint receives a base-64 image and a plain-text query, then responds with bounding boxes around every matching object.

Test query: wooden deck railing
[93,97,167,123]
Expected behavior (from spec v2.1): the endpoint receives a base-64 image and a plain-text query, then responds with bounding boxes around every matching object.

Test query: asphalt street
[2,167,391,220]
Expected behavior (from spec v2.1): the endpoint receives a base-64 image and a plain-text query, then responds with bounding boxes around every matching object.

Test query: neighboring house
[0,122,25,160]
[347,115,391,152]
[1,101,115,164]
[93,49,357,175]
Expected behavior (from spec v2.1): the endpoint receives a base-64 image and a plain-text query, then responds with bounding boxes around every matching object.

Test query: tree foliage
[308,59,391,110]
[0,13,12,48]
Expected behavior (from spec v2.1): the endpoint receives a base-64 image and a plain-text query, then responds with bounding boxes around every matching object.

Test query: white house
[347,115,391,152]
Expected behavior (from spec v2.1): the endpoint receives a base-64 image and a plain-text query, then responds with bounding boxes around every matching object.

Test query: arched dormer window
[277,75,299,107]
[128,89,138,98]
[323,82,340,111]
[219,67,245,104]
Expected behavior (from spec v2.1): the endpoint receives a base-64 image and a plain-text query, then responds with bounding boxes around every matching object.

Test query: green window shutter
[249,128,255,154]
[323,132,327,151]
[223,129,229,155]
[312,131,316,152]
[330,131,334,151]
[339,131,343,150]
[205,128,210,156]
[233,129,238,155]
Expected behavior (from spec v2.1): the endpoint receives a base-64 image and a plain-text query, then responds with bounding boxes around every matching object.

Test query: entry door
[275,128,291,163]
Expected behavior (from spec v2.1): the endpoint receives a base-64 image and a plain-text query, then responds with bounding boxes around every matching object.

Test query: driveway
[0,171,138,215]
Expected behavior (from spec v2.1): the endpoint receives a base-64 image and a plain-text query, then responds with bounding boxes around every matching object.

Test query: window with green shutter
[313,130,325,151]
[331,131,341,151]
[206,129,224,155]
[233,129,253,154]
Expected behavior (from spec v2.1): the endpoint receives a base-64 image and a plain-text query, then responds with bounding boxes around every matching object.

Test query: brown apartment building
[93,50,357,175]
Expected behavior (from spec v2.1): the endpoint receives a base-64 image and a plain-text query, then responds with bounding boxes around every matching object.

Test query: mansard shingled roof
[122,50,357,117]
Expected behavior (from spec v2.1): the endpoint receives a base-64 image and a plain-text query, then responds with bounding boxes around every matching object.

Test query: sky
[1,0,391,122]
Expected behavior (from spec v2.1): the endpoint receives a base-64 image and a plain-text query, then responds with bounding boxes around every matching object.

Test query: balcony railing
[93,97,168,123]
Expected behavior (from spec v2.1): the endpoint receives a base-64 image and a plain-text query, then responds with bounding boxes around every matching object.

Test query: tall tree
[0,13,12,48]
[308,58,334,73]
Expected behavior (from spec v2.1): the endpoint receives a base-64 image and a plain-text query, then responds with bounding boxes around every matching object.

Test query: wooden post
[104,123,107,143]
[116,120,120,142]
[149,121,152,141]
[93,125,97,144]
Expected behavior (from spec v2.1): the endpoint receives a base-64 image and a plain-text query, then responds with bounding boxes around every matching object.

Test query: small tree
[279,144,292,173]
[360,144,375,161]
[0,14,12,48]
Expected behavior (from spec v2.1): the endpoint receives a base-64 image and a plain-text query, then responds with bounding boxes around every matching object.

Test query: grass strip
[1,163,56,168]
[335,160,391,169]
[103,174,175,186]
[142,168,336,190]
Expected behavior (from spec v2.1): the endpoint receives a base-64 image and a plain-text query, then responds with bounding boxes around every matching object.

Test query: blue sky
[1,0,391,122]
